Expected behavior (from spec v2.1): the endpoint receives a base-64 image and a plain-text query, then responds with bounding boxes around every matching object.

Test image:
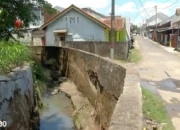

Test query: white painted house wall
[125,18,131,41]
[30,6,44,29]
[45,9,106,46]
[147,18,162,26]
[13,6,44,44]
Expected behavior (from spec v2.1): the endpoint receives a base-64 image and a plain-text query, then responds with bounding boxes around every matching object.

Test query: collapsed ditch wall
[30,46,142,130]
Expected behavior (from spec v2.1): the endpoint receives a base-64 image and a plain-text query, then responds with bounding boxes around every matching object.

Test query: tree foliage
[0,0,57,41]
[131,24,140,33]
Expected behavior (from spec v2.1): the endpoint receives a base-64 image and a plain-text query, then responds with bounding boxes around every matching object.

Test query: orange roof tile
[100,17,125,30]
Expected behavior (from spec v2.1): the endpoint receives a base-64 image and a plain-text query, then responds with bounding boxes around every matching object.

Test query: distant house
[171,8,180,49]
[41,4,111,46]
[156,13,180,46]
[101,16,131,42]
[82,9,131,42]
[142,12,169,39]
[31,7,59,46]
[41,5,130,46]
[82,8,106,19]
[13,6,44,45]
[54,6,64,12]
[142,9,180,48]
[146,12,169,26]
[30,6,44,29]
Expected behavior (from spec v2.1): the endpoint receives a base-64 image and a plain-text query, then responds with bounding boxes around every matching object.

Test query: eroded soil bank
[59,81,100,130]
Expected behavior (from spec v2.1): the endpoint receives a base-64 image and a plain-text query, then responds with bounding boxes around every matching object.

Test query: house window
[77,17,79,23]
[70,17,75,23]
[69,17,79,23]
[60,36,65,41]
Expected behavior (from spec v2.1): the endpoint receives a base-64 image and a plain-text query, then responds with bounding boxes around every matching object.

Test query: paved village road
[134,36,180,130]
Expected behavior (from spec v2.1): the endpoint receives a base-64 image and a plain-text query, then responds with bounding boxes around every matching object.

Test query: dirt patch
[59,81,100,130]
[143,117,166,130]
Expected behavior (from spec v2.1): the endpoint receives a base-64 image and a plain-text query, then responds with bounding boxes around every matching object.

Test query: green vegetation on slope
[0,40,47,82]
[0,41,31,73]
[142,87,175,130]
[0,41,48,109]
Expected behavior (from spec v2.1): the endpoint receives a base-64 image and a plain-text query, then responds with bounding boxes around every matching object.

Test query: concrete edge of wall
[0,65,34,129]
[62,47,142,130]
[109,68,142,130]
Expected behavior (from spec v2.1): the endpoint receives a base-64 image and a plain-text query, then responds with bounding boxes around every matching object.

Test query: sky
[46,0,180,26]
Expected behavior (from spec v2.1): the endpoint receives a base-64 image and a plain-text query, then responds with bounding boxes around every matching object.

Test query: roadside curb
[109,68,142,130]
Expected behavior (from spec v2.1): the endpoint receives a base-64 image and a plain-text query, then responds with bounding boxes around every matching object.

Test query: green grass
[0,40,48,83]
[129,48,142,63]
[0,40,49,110]
[0,40,31,73]
[142,87,175,130]
[119,59,128,64]
[118,48,142,64]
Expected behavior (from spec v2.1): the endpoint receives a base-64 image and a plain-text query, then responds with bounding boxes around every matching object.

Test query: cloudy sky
[46,0,180,26]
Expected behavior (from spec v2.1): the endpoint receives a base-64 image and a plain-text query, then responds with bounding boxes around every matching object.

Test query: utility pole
[110,0,115,59]
[155,5,157,30]
[155,5,157,41]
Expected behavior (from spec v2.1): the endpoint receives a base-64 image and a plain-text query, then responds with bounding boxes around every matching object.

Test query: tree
[0,0,57,41]
[131,24,140,33]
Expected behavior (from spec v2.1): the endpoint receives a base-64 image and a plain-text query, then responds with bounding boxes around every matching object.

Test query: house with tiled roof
[41,4,130,46]
[101,16,130,42]
[146,9,180,48]
[41,4,111,46]
[82,8,130,42]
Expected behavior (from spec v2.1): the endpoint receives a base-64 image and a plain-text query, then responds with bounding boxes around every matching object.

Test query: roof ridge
[40,4,110,29]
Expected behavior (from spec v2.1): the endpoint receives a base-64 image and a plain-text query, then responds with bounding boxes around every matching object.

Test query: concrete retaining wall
[30,46,142,130]
[57,41,129,60]
[59,48,126,129]
[0,66,34,130]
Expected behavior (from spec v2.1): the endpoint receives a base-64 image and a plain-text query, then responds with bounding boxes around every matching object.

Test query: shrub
[0,40,31,74]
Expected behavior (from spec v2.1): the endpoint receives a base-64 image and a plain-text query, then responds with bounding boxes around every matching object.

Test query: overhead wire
[158,0,179,8]
[130,0,178,25]
[134,0,145,20]
[137,0,150,17]
[131,0,154,22]
[135,0,177,10]
[157,0,171,5]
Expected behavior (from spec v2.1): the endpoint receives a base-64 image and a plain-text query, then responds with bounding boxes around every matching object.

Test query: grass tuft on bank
[0,40,31,74]
[118,48,142,64]
[129,48,142,63]
[0,40,49,110]
[142,87,175,130]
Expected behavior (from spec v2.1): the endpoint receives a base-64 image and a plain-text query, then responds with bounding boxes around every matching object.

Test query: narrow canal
[39,89,75,130]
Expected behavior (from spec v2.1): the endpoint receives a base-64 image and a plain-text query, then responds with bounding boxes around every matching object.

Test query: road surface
[134,36,180,130]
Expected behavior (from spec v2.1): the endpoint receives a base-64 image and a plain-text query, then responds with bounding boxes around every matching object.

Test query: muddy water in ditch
[40,91,75,130]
